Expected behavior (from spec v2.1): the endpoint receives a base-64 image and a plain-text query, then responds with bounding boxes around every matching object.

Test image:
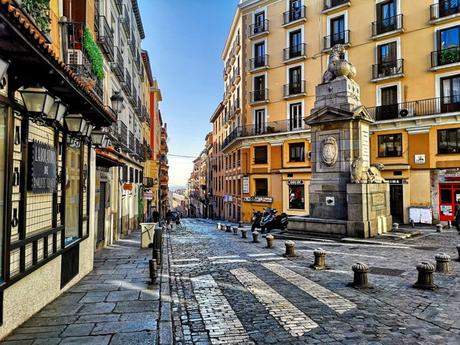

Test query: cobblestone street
[167,219,460,345]
[3,220,460,345]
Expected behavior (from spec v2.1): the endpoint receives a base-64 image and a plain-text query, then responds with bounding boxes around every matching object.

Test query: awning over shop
[96,149,124,168]
[0,0,116,127]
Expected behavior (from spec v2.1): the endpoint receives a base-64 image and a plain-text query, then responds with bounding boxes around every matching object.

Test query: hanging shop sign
[123,183,133,191]
[243,196,273,203]
[28,140,57,193]
[143,189,154,200]
[242,176,249,194]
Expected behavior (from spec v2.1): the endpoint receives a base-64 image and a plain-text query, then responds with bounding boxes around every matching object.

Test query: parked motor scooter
[251,209,263,232]
[259,208,288,233]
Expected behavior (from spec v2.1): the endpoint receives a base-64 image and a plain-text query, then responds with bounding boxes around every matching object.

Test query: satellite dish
[400,109,409,117]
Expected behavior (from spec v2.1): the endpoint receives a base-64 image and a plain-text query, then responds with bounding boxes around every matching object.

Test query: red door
[439,183,460,221]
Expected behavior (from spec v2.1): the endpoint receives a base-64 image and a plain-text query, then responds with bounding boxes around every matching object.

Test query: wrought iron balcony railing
[324,30,350,50]
[430,1,460,20]
[250,88,269,103]
[129,131,135,152]
[249,55,269,70]
[111,47,124,82]
[119,121,128,148]
[114,0,123,14]
[431,46,460,67]
[96,15,114,61]
[372,59,404,79]
[122,6,130,36]
[366,96,460,121]
[123,68,132,96]
[371,14,403,37]
[283,43,306,61]
[283,81,306,97]
[249,20,269,37]
[283,6,306,25]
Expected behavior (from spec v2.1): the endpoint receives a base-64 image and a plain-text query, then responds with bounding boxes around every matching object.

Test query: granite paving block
[109,331,156,345]
[91,320,156,335]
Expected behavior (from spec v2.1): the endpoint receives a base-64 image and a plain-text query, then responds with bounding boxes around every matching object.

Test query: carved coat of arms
[321,136,338,167]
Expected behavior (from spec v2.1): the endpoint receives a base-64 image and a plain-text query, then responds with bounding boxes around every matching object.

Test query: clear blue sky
[138,0,239,187]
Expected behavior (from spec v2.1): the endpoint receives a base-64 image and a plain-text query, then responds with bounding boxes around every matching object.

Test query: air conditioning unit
[67,49,83,65]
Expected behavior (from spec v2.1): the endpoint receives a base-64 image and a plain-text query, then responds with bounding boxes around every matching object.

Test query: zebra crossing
[190,263,356,343]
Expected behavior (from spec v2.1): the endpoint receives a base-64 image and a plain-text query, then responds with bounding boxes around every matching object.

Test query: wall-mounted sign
[28,140,56,193]
[414,154,426,164]
[325,196,335,206]
[123,183,133,191]
[288,180,304,186]
[242,176,249,194]
[243,196,273,203]
[143,189,154,200]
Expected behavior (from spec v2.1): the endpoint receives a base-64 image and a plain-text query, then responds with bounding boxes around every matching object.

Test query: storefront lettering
[28,140,57,193]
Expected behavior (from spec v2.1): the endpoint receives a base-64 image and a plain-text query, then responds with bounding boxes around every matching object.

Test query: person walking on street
[455,203,460,233]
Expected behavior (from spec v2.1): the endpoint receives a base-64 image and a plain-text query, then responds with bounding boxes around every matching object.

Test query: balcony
[430,1,460,23]
[366,97,460,121]
[323,0,351,13]
[323,30,350,50]
[94,78,104,101]
[233,66,241,85]
[221,119,307,150]
[249,55,269,71]
[111,47,124,82]
[371,59,404,81]
[123,68,132,96]
[371,14,404,39]
[119,121,128,148]
[122,6,130,36]
[249,20,269,38]
[250,89,269,104]
[63,22,91,76]
[283,6,306,26]
[431,46,460,69]
[114,0,123,14]
[129,131,135,152]
[283,81,306,98]
[128,36,137,57]
[283,43,306,63]
[96,15,114,61]
[131,87,138,107]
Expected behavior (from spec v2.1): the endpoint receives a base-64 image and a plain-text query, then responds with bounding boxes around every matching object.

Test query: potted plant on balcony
[440,47,460,65]
[19,0,51,38]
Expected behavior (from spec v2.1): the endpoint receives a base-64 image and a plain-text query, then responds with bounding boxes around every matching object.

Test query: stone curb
[157,228,173,345]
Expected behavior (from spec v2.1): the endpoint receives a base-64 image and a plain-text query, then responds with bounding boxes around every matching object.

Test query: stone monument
[288,45,392,238]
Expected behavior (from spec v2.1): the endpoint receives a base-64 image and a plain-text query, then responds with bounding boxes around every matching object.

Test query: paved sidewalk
[2,231,160,345]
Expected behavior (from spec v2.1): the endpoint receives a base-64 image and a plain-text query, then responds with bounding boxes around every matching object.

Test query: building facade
[195,0,460,225]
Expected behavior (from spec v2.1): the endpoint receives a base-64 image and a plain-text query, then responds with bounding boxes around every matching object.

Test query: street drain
[369,267,405,277]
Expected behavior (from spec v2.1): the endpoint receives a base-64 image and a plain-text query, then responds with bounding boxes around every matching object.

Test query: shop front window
[289,142,305,162]
[255,178,268,196]
[0,104,6,279]
[289,182,305,210]
[65,143,81,245]
[438,128,460,153]
[378,133,402,157]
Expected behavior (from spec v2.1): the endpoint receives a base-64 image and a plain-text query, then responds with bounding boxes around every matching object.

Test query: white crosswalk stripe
[230,268,318,337]
[263,263,356,314]
[191,275,254,345]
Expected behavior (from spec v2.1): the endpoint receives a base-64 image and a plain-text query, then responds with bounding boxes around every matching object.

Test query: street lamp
[64,113,87,137]
[84,123,94,137]
[110,91,124,114]
[0,56,9,81]
[19,86,55,122]
[91,130,107,147]
[47,98,67,127]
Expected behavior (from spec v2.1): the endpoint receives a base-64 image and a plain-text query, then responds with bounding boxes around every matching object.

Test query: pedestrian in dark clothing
[152,209,160,223]
[455,204,460,233]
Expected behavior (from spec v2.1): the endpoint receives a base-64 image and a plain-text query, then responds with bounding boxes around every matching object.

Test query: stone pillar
[310,248,327,270]
[435,253,452,273]
[266,234,274,248]
[414,262,437,290]
[216,222,221,230]
[241,228,248,239]
[457,244,460,261]
[284,241,296,257]
[252,231,260,243]
[392,223,399,231]
[436,224,443,233]
[351,262,369,288]
[232,226,239,235]
[226,224,232,233]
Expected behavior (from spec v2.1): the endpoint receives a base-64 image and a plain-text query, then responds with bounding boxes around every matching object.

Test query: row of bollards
[216,222,460,291]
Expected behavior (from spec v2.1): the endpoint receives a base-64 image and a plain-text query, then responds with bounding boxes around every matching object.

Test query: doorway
[97,182,106,245]
[390,183,403,223]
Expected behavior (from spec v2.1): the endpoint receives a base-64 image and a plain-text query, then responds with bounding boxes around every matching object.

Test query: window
[288,66,302,94]
[438,128,460,154]
[288,29,302,58]
[441,74,460,112]
[254,42,266,68]
[376,0,396,32]
[254,109,266,134]
[65,143,81,245]
[255,178,268,196]
[376,85,398,120]
[254,11,265,34]
[253,75,266,102]
[254,146,268,164]
[289,0,302,21]
[289,142,305,162]
[289,182,305,210]
[289,102,303,130]
[436,26,460,66]
[330,15,345,46]
[378,134,402,157]
[439,0,460,18]
[377,42,397,75]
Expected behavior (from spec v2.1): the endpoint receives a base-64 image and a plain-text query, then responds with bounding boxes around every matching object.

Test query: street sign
[28,140,56,193]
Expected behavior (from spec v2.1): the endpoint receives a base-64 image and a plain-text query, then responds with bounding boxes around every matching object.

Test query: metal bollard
[252,231,260,243]
[414,262,437,290]
[284,240,296,257]
[226,224,232,233]
[435,253,452,273]
[457,244,460,261]
[392,223,399,231]
[232,226,239,235]
[436,224,443,233]
[266,234,274,248]
[149,259,158,284]
[216,222,221,230]
[351,262,369,289]
[310,248,327,270]
[241,228,248,239]
[152,226,163,266]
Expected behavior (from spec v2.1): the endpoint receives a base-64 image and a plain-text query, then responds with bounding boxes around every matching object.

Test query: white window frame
[286,26,304,49]
[376,81,402,106]
[326,10,348,37]
[286,99,305,129]
[375,37,402,64]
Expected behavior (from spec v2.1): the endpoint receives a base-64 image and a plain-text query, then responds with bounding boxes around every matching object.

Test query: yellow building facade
[219,0,460,224]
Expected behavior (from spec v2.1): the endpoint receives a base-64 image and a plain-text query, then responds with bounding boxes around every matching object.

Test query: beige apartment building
[213,0,460,224]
